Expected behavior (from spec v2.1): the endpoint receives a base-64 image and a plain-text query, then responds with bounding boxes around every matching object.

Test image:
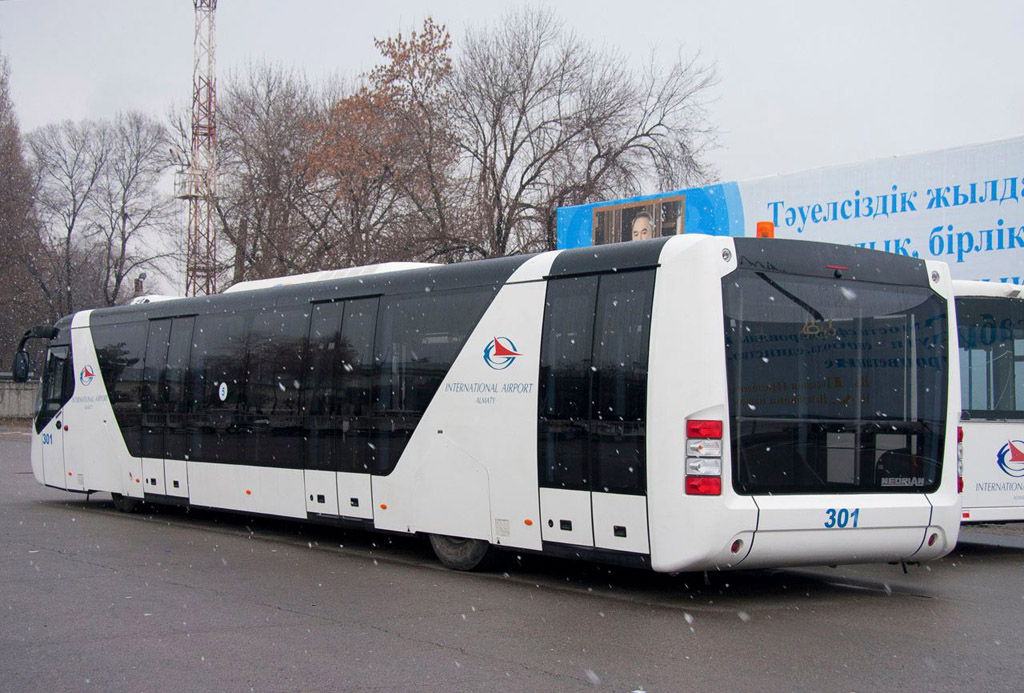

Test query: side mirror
[12,350,30,383]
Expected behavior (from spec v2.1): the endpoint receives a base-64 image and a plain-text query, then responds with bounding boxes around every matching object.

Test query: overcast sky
[2,0,1022,184]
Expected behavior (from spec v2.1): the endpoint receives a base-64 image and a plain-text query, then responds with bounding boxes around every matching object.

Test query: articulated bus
[17,235,961,572]
[955,279,1024,523]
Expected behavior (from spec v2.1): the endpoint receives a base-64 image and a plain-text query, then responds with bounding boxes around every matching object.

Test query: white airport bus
[15,235,962,571]
[955,279,1024,522]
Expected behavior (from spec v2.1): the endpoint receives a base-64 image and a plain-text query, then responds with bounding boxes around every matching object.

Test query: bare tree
[26,119,109,315]
[451,7,717,256]
[91,111,175,305]
[215,62,345,284]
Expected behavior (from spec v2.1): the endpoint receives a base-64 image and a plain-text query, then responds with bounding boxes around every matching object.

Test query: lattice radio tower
[179,0,218,295]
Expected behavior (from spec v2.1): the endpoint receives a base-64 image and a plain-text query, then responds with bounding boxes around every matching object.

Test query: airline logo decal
[996,440,1024,478]
[483,337,522,370]
[79,364,96,386]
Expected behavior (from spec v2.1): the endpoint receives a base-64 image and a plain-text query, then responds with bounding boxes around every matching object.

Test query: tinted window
[305,298,379,472]
[372,288,495,474]
[591,271,654,494]
[538,276,598,490]
[247,306,308,467]
[191,312,250,464]
[537,271,654,495]
[141,320,171,459]
[306,301,345,471]
[92,321,148,456]
[724,272,949,495]
[164,318,194,459]
[957,296,1024,419]
[36,345,72,433]
[337,298,378,472]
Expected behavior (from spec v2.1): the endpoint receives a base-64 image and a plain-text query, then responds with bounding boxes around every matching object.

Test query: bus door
[538,271,655,554]
[140,317,194,499]
[304,298,377,520]
[39,346,73,488]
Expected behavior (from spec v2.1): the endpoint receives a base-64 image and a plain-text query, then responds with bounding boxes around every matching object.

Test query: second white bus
[955,279,1024,523]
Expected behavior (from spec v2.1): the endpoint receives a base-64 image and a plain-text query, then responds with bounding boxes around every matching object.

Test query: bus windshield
[723,272,949,495]
[956,296,1024,419]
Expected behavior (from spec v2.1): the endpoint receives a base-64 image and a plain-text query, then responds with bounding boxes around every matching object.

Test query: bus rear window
[723,272,948,495]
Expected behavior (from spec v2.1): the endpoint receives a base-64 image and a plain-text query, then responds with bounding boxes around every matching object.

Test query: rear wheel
[428,534,491,571]
[110,492,140,514]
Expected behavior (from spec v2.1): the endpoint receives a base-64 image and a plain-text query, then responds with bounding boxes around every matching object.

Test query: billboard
[556,136,1024,283]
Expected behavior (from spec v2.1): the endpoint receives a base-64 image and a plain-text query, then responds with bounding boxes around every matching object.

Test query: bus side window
[306,301,346,472]
[36,346,72,432]
[164,317,195,460]
[591,270,654,495]
[538,275,599,491]
[191,312,251,464]
[247,306,308,468]
[336,297,378,473]
[141,320,171,460]
[93,321,149,457]
[371,288,494,475]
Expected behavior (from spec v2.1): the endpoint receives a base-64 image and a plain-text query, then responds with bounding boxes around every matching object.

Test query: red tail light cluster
[957,426,964,494]
[685,419,723,496]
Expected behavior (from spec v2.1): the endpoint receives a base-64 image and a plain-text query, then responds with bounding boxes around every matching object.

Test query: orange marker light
[524,519,533,526]
[756,221,775,238]
[379,503,388,510]
[245,489,252,496]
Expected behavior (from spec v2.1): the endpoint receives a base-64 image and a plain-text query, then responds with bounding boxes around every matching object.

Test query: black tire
[428,534,492,571]
[111,492,140,514]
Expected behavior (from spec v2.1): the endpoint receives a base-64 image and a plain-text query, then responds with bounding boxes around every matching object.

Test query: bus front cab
[27,320,74,490]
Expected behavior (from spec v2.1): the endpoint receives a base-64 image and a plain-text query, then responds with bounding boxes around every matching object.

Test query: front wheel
[110,492,140,514]
[428,534,492,571]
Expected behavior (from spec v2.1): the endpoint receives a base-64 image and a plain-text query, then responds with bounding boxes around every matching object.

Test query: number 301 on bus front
[824,508,860,529]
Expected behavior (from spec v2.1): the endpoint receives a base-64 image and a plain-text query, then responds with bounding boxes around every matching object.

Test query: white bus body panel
[337,472,373,520]
[743,494,931,568]
[304,469,340,515]
[961,420,1024,522]
[372,253,555,550]
[188,461,306,519]
[164,458,189,498]
[592,493,650,553]
[65,312,145,498]
[919,260,962,553]
[646,236,759,572]
[142,457,166,495]
[539,488,594,547]
[39,413,66,489]
[30,419,44,485]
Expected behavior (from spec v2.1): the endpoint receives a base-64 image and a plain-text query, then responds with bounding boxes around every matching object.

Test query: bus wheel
[111,493,139,514]
[428,534,491,571]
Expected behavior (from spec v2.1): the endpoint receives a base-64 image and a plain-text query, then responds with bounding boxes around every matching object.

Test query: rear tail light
[686,419,724,496]
[686,476,722,496]
[956,426,964,494]
[686,420,722,439]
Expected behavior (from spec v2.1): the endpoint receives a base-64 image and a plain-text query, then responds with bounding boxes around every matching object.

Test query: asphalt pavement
[1,424,1022,692]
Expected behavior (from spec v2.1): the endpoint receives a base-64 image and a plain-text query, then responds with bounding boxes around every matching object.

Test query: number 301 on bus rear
[824,508,860,529]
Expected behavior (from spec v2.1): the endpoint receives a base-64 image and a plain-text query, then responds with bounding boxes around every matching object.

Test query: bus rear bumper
[738,526,940,570]
[960,506,1024,523]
